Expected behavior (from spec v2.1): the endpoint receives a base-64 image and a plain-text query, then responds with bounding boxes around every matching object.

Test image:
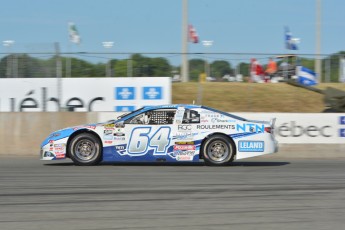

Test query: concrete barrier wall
[0,112,344,158]
[0,113,98,155]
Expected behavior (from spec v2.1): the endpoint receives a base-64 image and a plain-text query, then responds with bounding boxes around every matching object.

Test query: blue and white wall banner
[143,87,162,100]
[0,77,171,112]
[114,106,136,112]
[115,87,135,100]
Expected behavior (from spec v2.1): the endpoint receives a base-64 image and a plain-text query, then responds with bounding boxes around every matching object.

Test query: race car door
[121,108,177,162]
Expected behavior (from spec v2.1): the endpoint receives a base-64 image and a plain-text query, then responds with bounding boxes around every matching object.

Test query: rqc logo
[178,125,192,131]
[277,121,331,137]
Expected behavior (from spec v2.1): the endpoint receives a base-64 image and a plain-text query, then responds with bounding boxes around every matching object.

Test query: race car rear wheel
[202,135,235,166]
[69,133,102,166]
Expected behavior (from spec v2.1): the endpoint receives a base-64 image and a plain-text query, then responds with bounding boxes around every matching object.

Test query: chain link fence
[1,43,345,82]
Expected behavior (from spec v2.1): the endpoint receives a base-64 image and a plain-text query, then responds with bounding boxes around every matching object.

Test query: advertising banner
[235,113,345,144]
[0,77,171,112]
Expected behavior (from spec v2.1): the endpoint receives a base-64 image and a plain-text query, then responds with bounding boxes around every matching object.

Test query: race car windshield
[117,107,144,120]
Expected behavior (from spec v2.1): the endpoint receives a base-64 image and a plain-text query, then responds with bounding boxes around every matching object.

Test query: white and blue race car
[41,104,278,166]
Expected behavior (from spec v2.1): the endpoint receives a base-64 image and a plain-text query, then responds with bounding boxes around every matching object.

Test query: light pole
[202,40,213,79]
[315,0,322,81]
[102,41,114,77]
[181,0,189,82]
[3,40,15,78]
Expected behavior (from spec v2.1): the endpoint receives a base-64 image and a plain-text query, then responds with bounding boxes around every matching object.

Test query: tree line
[0,52,344,82]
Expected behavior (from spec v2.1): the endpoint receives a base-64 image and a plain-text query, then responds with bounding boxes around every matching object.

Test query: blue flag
[297,66,317,86]
[285,27,298,50]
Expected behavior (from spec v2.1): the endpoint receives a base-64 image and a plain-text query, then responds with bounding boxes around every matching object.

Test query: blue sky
[0,0,345,64]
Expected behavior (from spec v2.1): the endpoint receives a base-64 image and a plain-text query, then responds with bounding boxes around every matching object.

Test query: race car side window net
[147,110,176,125]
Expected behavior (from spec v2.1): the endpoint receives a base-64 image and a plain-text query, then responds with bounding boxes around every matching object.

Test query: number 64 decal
[128,127,171,156]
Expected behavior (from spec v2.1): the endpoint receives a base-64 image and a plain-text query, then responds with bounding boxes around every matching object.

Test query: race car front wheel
[202,135,235,166]
[69,133,102,166]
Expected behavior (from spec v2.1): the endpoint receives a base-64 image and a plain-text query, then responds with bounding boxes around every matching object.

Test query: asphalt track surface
[1,157,345,230]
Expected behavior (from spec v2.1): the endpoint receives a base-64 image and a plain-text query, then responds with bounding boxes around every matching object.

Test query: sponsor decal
[114,144,127,155]
[103,123,115,129]
[172,150,194,161]
[200,113,224,118]
[115,145,125,150]
[49,141,54,151]
[103,130,113,140]
[277,122,331,137]
[178,124,192,131]
[238,141,264,152]
[211,118,236,123]
[54,143,65,151]
[48,133,60,138]
[114,132,125,137]
[114,136,125,141]
[197,124,235,130]
[200,119,209,123]
[175,141,195,145]
[175,132,194,140]
[115,122,125,128]
[104,140,113,144]
[55,153,65,159]
[175,109,184,124]
[236,124,264,133]
[73,125,96,131]
[173,145,196,151]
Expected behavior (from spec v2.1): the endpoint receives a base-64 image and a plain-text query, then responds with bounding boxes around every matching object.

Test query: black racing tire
[202,135,235,166]
[68,133,102,166]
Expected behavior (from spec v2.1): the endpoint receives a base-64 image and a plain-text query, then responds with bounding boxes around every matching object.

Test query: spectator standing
[265,58,277,81]
[250,58,264,83]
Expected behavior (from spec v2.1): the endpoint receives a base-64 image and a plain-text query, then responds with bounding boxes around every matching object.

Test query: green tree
[189,59,205,81]
[210,60,232,78]
[238,62,250,77]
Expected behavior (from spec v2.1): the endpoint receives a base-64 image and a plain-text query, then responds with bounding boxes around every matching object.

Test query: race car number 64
[128,127,171,155]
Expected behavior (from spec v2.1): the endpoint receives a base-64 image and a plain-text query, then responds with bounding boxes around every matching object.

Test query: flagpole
[315,0,322,81]
[181,0,189,82]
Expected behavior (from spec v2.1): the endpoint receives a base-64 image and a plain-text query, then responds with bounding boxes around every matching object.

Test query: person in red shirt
[250,58,264,83]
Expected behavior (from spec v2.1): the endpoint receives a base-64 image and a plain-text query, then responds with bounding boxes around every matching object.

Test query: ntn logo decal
[236,124,264,133]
